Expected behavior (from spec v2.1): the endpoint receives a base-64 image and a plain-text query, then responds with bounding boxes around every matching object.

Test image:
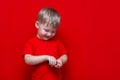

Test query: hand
[47,56,56,67]
[54,59,63,68]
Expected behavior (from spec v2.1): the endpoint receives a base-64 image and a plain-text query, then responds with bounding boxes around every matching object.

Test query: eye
[44,29,49,32]
[51,31,55,33]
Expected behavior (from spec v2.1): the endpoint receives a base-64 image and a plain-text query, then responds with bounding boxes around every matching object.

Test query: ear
[35,21,40,29]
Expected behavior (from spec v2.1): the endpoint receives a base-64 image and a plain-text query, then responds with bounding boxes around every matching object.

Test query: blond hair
[36,8,60,27]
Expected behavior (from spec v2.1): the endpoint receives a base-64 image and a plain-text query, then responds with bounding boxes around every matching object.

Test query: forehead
[43,23,57,30]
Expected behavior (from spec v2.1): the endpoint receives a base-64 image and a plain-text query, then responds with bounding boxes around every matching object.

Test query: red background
[0,0,120,80]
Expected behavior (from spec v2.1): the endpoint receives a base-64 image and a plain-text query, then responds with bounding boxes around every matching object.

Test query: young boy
[23,8,68,80]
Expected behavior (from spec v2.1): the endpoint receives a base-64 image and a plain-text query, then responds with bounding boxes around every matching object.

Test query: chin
[42,37,53,40]
[43,38,50,40]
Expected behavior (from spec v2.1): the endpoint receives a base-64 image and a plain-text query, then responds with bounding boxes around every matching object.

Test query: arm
[24,54,56,65]
[57,54,68,64]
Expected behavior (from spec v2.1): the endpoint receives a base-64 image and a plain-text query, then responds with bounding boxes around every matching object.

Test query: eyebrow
[44,28,56,32]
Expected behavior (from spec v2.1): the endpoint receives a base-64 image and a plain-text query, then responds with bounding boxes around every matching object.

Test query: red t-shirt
[23,36,67,80]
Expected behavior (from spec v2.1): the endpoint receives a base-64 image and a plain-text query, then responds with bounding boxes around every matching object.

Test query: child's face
[35,21,57,40]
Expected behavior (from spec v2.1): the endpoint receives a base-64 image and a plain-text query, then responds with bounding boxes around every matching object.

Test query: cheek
[40,30,46,35]
[52,33,56,36]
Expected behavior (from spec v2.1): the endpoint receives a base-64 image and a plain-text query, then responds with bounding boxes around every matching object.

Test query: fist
[47,56,56,66]
[54,59,62,68]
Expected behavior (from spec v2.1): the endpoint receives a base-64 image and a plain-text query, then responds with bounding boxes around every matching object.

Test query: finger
[50,59,56,66]
[54,64,59,68]
[52,60,56,65]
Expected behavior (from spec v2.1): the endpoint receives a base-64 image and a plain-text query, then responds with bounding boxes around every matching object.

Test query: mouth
[45,36,50,38]
[43,36,50,40]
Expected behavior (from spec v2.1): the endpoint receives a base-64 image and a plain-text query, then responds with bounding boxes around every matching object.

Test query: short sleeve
[22,40,34,57]
[57,40,67,56]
